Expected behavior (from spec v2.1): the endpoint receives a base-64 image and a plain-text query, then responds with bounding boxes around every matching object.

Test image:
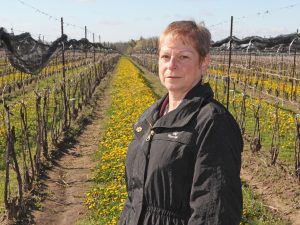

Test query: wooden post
[226,16,233,110]
[290,29,298,101]
[99,35,101,53]
[85,26,87,58]
[93,33,96,64]
[61,17,68,129]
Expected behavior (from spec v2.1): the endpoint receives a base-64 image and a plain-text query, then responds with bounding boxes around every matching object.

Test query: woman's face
[159,36,206,96]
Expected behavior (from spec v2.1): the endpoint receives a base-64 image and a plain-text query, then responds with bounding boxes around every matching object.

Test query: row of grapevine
[210,50,300,104]
[0,50,108,96]
[0,46,120,220]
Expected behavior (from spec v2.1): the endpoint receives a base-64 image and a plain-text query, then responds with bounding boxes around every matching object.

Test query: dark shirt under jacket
[119,81,243,225]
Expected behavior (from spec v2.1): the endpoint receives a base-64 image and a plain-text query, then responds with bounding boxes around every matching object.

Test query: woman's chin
[164,84,184,94]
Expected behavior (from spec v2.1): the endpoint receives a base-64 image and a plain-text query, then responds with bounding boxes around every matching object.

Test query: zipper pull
[146,130,155,141]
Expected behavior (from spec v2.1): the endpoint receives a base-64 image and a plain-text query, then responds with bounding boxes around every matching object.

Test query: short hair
[159,20,211,62]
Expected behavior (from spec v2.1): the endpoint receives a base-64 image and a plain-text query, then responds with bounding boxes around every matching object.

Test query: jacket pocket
[148,130,196,173]
[153,130,194,145]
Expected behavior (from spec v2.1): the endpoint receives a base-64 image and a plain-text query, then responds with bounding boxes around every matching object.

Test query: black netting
[66,38,105,50]
[0,27,67,74]
[212,33,300,52]
[0,28,107,75]
[1,26,299,75]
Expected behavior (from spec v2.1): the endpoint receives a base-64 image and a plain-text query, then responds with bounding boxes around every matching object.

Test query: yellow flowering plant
[85,57,156,224]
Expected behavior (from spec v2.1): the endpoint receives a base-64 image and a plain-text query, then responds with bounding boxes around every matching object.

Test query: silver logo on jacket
[168,131,179,139]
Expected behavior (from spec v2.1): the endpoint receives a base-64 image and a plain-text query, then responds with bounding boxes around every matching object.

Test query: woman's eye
[179,55,188,60]
[161,55,170,59]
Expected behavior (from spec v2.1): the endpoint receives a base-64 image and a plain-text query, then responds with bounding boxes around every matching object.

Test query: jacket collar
[146,81,214,129]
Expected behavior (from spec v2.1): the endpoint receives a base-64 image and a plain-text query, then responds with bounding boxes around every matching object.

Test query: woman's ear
[200,55,210,73]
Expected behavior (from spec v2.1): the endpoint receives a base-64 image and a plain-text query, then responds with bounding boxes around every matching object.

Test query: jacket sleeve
[188,113,243,225]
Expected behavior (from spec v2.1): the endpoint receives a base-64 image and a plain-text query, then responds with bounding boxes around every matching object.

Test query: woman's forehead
[160,35,197,52]
[160,33,193,45]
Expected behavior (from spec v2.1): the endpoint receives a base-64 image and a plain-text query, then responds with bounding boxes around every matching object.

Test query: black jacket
[119,82,243,225]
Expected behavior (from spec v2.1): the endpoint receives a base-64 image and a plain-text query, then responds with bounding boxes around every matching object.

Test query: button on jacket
[119,81,243,225]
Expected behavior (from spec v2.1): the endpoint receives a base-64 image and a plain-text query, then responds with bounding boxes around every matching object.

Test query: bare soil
[241,143,300,225]
[28,75,112,225]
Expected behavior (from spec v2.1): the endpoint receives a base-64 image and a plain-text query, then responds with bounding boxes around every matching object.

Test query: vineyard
[132,49,300,180]
[0,27,121,222]
[0,26,300,225]
[130,44,300,224]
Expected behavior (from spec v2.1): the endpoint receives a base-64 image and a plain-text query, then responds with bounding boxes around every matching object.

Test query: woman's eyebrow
[177,50,195,54]
[161,49,194,53]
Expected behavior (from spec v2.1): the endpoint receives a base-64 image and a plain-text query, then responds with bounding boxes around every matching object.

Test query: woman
[119,21,243,225]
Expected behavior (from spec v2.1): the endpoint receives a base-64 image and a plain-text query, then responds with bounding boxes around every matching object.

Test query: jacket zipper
[139,120,155,224]
[145,129,155,141]
[145,119,155,142]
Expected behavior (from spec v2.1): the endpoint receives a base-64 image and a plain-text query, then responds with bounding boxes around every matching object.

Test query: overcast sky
[1,0,299,43]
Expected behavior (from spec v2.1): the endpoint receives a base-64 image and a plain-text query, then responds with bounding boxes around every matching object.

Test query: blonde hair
[159,20,211,62]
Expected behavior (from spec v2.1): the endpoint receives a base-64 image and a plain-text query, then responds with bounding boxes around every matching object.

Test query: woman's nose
[167,56,177,70]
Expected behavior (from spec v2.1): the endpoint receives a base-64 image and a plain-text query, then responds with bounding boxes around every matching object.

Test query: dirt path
[241,144,300,225]
[30,76,112,225]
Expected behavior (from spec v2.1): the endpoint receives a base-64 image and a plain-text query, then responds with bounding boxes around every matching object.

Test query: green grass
[241,182,290,225]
